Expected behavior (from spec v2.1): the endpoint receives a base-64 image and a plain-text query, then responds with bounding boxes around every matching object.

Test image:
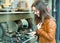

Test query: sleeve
[36,19,56,41]
[45,19,56,41]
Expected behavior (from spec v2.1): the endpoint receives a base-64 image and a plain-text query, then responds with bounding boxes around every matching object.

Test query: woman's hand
[36,29,43,36]
[27,31,36,36]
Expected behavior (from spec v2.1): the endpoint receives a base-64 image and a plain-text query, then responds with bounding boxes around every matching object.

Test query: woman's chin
[37,16,40,17]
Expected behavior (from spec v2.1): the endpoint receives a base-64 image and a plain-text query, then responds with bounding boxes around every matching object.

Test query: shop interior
[0,0,60,43]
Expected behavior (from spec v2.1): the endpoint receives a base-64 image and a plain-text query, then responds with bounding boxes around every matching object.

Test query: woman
[31,0,56,43]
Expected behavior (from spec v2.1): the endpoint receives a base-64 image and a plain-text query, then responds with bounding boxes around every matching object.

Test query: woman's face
[32,7,40,17]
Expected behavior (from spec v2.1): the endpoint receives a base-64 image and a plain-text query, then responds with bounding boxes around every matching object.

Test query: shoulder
[44,18,56,33]
[44,18,56,26]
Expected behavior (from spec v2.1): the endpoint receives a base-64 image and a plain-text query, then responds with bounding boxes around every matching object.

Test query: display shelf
[0,12,32,14]
[0,11,33,22]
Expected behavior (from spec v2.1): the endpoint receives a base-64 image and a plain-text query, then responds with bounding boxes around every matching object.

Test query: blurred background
[0,0,60,43]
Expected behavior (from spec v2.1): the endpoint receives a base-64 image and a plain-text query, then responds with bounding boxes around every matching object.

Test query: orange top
[36,18,56,43]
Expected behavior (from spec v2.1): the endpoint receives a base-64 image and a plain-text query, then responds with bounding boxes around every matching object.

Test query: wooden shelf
[0,11,33,22]
[0,12,33,14]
